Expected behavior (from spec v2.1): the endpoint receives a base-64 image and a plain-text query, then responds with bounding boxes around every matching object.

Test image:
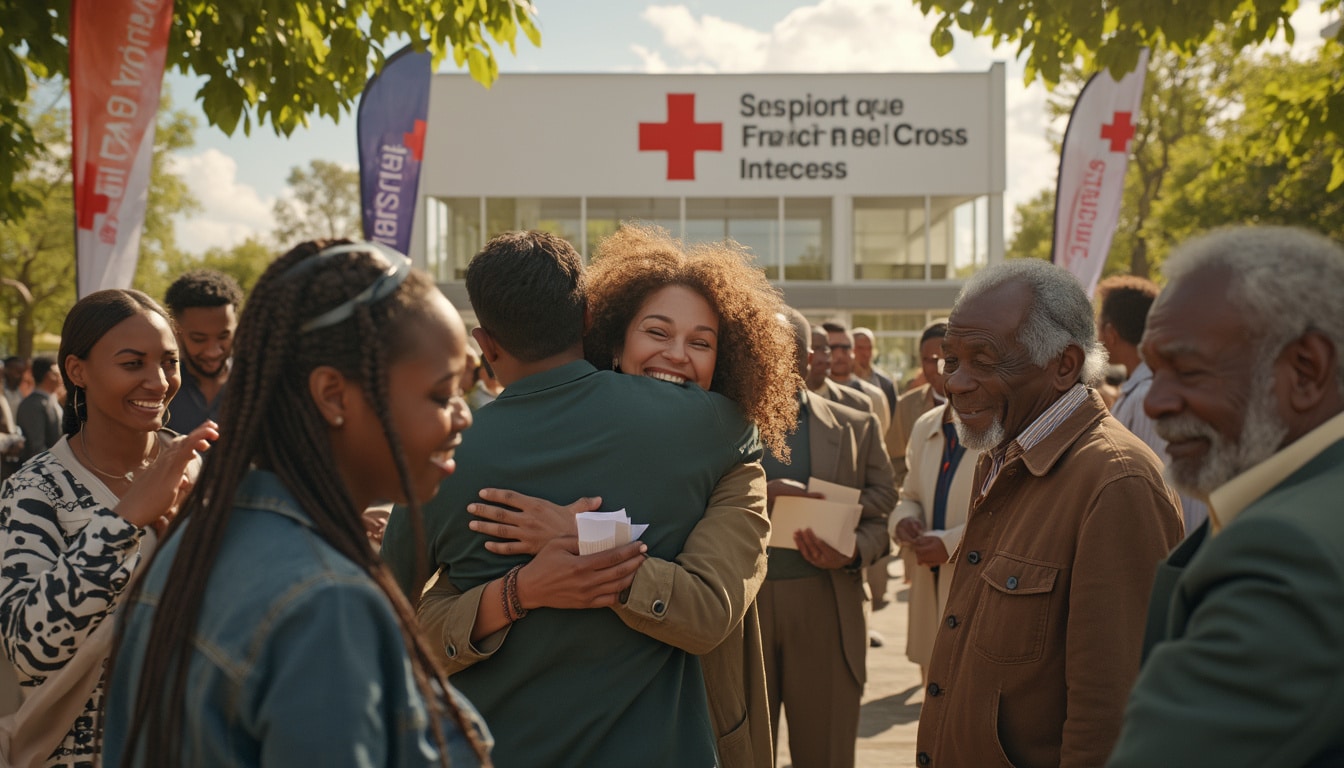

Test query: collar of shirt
[1207,408,1344,534]
[1119,361,1152,398]
[981,383,1090,496]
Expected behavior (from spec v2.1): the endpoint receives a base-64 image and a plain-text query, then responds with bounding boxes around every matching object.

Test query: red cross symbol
[76,162,111,231]
[1100,111,1136,153]
[404,119,428,162]
[639,94,722,180]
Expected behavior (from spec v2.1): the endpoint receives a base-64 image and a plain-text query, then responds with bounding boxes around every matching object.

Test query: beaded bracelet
[504,564,528,621]
[499,571,516,622]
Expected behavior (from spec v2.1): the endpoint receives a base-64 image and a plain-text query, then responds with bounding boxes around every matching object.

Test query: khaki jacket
[916,392,1183,768]
[890,404,982,667]
[804,391,898,685]
[886,383,938,489]
[417,462,774,768]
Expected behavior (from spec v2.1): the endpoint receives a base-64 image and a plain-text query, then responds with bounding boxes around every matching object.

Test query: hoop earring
[73,387,88,424]
[161,406,172,431]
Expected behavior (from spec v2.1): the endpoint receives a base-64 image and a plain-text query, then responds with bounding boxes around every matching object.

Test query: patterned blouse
[0,437,149,768]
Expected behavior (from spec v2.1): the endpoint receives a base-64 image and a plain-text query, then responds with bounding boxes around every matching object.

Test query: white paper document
[576,509,649,555]
[768,476,863,557]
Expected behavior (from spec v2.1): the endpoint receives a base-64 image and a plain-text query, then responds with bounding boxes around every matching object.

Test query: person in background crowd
[1,357,29,481]
[1096,274,1209,532]
[823,322,891,437]
[0,389,23,482]
[915,260,1182,768]
[1,289,211,768]
[852,327,898,418]
[807,327,874,414]
[163,270,242,434]
[1098,363,1126,410]
[466,353,504,412]
[763,308,895,768]
[16,357,64,464]
[887,320,949,488]
[2,357,29,417]
[1108,226,1344,766]
[104,241,489,767]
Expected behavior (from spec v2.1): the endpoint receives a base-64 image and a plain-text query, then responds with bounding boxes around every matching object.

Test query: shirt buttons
[927,682,942,697]
[652,599,667,615]
[446,643,458,658]
[917,751,932,766]
[967,550,981,565]
[946,615,958,629]
[1006,576,1019,590]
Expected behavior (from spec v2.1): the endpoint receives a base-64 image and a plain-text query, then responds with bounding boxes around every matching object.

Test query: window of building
[486,198,582,249]
[425,197,481,282]
[586,198,681,258]
[783,198,831,281]
[853,197,927,280]
[685,198,778,277]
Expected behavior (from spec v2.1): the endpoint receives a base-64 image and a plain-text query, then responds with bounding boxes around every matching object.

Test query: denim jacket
[104,469,491,767]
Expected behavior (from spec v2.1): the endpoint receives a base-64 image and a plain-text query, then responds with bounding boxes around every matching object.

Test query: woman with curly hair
[444,224,798,768]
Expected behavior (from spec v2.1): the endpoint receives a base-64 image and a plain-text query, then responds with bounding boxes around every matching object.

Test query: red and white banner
[1052,49,1149,297]
[71,0,175,298]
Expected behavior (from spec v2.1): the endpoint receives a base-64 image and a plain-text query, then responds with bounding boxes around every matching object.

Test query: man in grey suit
[759,308,896,768]
[1108,226,1344,766]
[16,356,62,464]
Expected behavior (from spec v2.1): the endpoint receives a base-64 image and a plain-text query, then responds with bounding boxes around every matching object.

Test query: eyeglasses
[830,344,853,352]
[280,242,414,334]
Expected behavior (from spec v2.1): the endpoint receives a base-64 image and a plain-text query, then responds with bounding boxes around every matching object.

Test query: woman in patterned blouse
[0,289,214,767]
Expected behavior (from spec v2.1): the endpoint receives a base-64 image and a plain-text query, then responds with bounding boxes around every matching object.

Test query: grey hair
[955,259,1108,385]
[1164,226,1344,396]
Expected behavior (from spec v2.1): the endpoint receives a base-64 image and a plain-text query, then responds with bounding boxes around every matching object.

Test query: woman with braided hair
[103,241,491,767]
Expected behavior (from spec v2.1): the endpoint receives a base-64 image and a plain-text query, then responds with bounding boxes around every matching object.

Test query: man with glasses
[823,322,890,438]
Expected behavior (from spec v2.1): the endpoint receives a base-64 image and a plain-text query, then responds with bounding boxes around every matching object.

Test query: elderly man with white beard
[1107,227,1344,767]
[913,260,1183,768]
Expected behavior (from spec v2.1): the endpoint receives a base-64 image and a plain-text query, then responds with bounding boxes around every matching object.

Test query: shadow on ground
[857,683,923,737]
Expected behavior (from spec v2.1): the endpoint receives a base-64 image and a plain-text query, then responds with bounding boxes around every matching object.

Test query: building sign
[421,71,1004,198]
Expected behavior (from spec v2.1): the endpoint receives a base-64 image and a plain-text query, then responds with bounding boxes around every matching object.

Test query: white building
[413,68,1006,378]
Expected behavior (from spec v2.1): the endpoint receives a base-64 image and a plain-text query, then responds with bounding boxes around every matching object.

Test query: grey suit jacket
[16,391,61,464]
[804,390,898,685]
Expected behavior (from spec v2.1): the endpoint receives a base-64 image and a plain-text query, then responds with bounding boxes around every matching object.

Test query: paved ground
[777,558,924,768]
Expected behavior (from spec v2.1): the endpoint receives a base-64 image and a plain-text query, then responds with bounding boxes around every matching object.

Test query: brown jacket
[915,392,1183,768]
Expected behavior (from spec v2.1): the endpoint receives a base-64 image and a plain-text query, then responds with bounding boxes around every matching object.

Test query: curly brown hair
[584,224,799,461]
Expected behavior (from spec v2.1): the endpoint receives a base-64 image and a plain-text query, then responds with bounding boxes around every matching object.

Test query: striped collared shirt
[980,383,1090,497]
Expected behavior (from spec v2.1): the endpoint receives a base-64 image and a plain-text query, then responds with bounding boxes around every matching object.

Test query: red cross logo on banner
[1100,111,1136,153]
[404,119,428,162]
[639,94,722,180]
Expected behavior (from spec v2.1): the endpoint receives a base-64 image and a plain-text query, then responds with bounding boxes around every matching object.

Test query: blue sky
[162,0,1330,254]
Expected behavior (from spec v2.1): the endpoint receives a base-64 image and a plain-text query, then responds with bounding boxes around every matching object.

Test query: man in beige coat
[890,400,983,683]
[914,260,1183,768]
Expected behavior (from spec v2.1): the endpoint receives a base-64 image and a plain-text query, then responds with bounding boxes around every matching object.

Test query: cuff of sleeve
[616,559,673,623]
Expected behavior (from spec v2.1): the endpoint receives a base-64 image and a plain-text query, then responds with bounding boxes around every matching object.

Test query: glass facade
[426,194,985,288]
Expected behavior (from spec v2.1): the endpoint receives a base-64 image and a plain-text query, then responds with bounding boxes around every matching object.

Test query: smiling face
[618,284,719,390]
[337,292,474,507]
[942,280,1061,451]
[65,311,181,435]
[176,304,237,379]
[1140,267,1288,496]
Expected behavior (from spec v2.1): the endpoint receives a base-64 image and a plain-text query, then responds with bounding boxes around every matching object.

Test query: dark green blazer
[1108,438,1344,767]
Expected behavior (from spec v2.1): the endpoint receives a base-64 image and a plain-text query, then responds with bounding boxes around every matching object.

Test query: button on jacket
[915,391,1183,768]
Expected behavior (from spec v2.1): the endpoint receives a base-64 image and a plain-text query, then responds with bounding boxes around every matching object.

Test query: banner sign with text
[70,0,174,298]
[1052,49,1150,297]
[357,45,432,255]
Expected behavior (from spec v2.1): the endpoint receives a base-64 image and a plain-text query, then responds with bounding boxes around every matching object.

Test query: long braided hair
[113,241,490,765]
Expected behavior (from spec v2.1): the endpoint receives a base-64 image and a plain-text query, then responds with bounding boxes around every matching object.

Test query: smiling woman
[0,290,214,768]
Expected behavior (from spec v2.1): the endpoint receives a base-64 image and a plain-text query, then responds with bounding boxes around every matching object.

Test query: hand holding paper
[768,476,863,558]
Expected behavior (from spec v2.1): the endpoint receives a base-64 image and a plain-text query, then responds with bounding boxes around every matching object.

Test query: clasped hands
[892,516,950,566]
[468,489,646,611]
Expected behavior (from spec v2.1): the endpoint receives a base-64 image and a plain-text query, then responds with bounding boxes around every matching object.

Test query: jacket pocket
[715,712,752,768]
[989,689,1019,768]
[971,552,1059,664]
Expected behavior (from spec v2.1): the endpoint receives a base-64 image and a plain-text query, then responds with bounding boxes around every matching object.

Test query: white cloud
[167,149,275,253]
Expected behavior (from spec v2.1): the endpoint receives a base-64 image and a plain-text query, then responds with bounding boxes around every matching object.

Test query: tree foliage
[0,96,198,357]
[916,0,1344,188]
[1007,39,1344,279]
[0,0,541,221]
[272,159,361,246]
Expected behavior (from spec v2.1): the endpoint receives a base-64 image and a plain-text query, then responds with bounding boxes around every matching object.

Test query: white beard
[952,408,1007,451]
[1156,373,1288,497]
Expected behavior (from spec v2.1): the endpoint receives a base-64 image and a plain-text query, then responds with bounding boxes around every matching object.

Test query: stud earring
[612,356,621,372]
[332,416,344,427]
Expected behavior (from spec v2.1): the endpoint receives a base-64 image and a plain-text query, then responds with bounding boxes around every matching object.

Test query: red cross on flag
[1052,49,1150,297]
[70,0,175,298]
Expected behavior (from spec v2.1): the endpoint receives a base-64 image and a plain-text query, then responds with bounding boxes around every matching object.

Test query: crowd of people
[1,221,1342,767]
